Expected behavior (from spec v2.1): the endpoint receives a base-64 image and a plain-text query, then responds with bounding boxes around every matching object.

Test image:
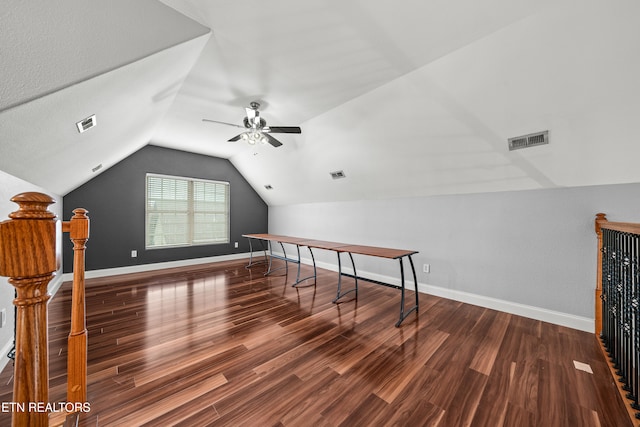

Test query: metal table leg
[333,252,358,302]
[264,241,290,276]
[395,255,419,327]
[245,237,268,268]
[292,247,317,287]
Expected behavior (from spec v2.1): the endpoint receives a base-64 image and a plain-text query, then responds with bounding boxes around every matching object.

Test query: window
[146,174,230,249]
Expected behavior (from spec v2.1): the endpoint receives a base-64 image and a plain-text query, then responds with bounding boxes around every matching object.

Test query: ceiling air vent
[330,170,346,180]
[508,130,548,151]
[76,114,97,133]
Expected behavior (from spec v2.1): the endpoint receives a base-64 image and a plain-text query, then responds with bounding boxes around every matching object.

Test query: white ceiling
[2,0,640,205]
[0,0,210,195]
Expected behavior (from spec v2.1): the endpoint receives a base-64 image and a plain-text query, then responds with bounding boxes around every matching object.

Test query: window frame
[145,173,230,250]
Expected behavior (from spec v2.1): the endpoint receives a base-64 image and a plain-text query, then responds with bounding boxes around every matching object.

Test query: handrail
[0,193,89,426]
[596,213,640,235]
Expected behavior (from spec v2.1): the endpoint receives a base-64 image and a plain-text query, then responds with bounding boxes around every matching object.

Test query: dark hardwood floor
[0,259,632,426]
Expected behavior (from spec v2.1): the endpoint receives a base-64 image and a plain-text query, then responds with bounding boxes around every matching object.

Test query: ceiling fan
[202,101,301,147]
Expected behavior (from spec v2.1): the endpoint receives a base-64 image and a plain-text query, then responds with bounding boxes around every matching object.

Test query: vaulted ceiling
[1,0,639,205]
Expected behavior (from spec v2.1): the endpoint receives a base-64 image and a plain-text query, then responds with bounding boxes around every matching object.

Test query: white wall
[269,182,640,331]
[0,170,62,372]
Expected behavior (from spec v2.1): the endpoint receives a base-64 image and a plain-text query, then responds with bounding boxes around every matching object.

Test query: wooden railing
[595,213,640,426]
[0,192,89,426]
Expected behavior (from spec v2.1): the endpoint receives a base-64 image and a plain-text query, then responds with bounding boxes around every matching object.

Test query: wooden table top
[243,234,417,259]
[300,239,350,250]
[335,245,418,259]
[242,234,310,245]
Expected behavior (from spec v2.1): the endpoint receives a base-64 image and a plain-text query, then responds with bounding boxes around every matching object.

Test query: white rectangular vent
[330,170,346,179]
[508,130,548,151]
[76,115,97,133]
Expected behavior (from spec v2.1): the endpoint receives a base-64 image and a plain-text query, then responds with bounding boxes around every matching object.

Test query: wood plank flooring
[0,259,632,426]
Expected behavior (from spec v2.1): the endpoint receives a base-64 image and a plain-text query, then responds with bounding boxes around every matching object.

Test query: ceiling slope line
[0,30,212,115]
[412,76,557,190]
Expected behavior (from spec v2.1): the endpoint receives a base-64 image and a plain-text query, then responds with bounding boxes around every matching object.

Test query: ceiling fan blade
[264,133,283,147]
[202,119,244,128]
[263,126,302,134]
[228,134,243,142]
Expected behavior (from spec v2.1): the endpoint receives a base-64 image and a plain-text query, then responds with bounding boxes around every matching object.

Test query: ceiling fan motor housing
[243,116,266,129]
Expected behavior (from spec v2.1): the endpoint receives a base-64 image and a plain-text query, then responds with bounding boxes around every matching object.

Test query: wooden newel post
[0,192,57,427]
[595,213,607,336]
[62,208,89,405]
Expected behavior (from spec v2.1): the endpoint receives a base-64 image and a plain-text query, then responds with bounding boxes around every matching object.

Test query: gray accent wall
[269,183,640,320]
[62,145,267,272]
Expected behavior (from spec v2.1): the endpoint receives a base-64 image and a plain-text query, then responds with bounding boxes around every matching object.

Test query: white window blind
[146,174,229,249]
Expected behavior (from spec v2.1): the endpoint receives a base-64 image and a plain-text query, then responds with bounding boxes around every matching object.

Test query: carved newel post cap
[595,213,608,233]
[0,192,58,278]
[9,192,56,219]
[72,207,89,218]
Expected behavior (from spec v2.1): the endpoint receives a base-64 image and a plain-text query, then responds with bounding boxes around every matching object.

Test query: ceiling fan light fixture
[203,101,301,148]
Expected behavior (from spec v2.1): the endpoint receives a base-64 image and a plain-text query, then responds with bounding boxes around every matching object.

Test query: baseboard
[287,253,594,333]
[419,284,594,333]
[48,273,64,297]
[0,338,13,373]
[61,252,251,282]
[0,273,64,374]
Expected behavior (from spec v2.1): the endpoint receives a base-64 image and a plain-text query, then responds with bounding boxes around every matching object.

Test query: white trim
[48,273,65,297]
[0,273,65,374]
[283,253,594,333]
[418,283,594,333]
[61,252,251,281]
[145,172,229,186]
[145,173,230,250]
[0,339,14,372]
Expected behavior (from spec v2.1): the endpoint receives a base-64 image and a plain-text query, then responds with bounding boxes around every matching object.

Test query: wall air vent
[508,130,548,151]
[330,170,346,180]
[76,114,97,133]
[92,164,103,173]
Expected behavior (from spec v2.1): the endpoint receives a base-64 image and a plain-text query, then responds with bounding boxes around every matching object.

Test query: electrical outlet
[131,250,137,258]
[234,242,238,248]
[423,264,430,273]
